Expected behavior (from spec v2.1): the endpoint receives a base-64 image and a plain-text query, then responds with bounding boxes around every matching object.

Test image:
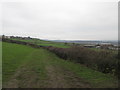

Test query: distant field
[10,38,118,53]
[10,38,70,48]
[88,47,118,53]
[2,42,118,88]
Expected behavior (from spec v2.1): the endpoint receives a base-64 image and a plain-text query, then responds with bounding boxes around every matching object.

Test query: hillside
[2,42,118,88]
[10,38,70,48]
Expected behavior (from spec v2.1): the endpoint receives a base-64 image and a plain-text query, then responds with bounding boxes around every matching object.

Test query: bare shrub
[45,46,118,76]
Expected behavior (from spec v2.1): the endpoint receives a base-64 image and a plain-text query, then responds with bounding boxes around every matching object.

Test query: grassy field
[2,42,36,82]
[10,38,70,48]
[2,42,118,88]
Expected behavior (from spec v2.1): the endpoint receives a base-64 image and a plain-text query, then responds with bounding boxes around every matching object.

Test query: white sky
[0,0,118,40]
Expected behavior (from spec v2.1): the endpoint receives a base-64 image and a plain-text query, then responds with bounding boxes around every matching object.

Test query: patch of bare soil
[3,66,25,88]
[45,65,91,88]
[45,65,69,88]
[3,64,91,88]
[3,66,46,88]
[3,63,91,88]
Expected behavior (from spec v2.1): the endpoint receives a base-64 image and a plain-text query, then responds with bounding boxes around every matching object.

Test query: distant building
[99,43,113,49]
[108,47,118,50]
[84,45,95,48]
[100,43,112,46]
[96,46,101,48]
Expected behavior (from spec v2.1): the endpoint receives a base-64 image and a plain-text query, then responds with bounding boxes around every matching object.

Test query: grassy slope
[2,42,118,88]
[10,38,70,48]
[2,42,35,82]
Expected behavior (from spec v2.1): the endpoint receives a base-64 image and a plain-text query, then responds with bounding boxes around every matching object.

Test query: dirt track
[3,50,91,88]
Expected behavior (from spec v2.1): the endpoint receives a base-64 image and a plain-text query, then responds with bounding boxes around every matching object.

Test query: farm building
[84,45,96,48]
[100,43,113,49]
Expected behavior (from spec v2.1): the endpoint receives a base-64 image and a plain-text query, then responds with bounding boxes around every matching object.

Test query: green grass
[42,51,118,88]
[10,38,70,48]
[57,61,118,88]
[2,42,118,88]
[2,42,36,82]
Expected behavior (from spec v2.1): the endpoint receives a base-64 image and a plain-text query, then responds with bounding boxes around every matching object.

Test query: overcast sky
[1,0,118,40]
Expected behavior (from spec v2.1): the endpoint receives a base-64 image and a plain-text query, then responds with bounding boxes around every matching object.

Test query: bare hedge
[45,46,118,76]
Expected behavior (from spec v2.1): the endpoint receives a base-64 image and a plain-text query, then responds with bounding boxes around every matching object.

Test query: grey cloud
[2,1,118,40]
